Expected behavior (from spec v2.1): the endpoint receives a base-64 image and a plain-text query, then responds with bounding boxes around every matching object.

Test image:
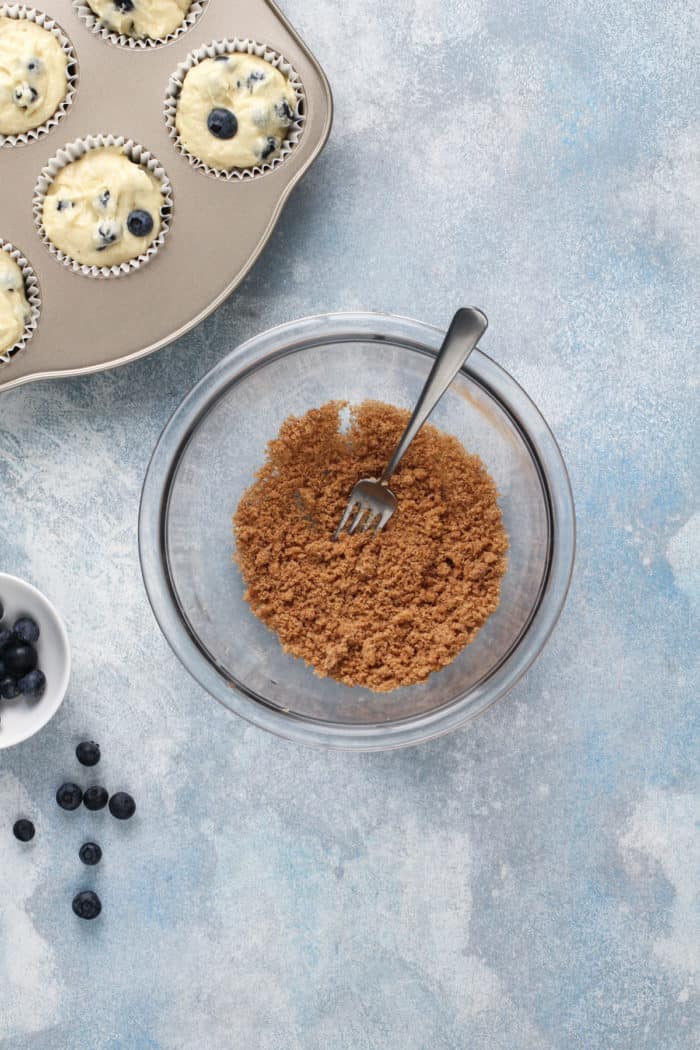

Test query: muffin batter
[85,0,191,39]
[42,148,164,268]
[176,53,297,170]
[0,253,31,356]
[0,17,68,136]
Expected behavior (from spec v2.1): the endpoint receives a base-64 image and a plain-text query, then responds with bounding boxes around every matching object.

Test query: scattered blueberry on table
[109,791,136,820]
[79,842,102,866]
[72,890,102,920]
[83,785,109,811]
[56,782,83,810]
[13,818,35,842]
[76,740,101,766]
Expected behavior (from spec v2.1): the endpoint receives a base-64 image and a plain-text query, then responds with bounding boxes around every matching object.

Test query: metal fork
[333,307,488,539]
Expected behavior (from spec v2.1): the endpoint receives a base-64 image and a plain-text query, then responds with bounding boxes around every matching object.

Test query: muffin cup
[0,4,78,149]
[164,39,306,182]
[0,238,41,366]
[32,133,173,279]
[72,0,208,50]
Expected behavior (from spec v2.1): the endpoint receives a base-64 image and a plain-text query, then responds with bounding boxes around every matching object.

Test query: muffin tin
[0,0,332,392]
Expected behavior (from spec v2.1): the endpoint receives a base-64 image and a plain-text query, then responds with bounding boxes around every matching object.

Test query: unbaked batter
[0,16,68,136]
[0,252,31,356]
[85,0,191,40]
[176,53,297,170]
[42,147,164,268]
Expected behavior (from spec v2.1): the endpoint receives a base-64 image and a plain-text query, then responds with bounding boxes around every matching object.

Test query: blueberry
[56,199,71,212]
[260,137,278,161]
[83,785,108,811]
[76,740,101,766]
[0,627,12,648]
[56,783,83,811]
[126,209,154,238]
[13,617,40,644]
[98,189,110,208]
[72,890,101,920]
[18,669,46,698]
[207,107,238,140]
[275,99,294,123]
[0,676,20,700]
[3,642,38,676]
[109,792,135,820]
[13,818,35,842]
[114,0,134,10]
[27,58,41,74]
[79,842,102,866]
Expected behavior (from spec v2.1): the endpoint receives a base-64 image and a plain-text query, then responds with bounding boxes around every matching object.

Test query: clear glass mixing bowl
[139,313,575,750]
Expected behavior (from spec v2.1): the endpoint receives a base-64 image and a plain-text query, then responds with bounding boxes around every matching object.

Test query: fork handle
[379,307,488,484]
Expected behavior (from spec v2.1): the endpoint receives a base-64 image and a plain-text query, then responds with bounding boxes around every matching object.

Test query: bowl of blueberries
[0,573,71,748]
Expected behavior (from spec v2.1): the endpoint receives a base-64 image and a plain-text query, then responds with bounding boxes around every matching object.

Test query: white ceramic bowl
[0,573,71,749]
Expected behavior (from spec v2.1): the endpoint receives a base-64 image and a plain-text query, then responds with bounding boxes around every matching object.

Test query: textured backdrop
[1,0,698,1047]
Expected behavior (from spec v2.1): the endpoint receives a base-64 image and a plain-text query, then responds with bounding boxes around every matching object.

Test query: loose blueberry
[3,642,38,676]
[83,785,108,811]
[109,792,136,820]
[79,842,102,866]
[72,890,101,920]
[126,209,154,238]
[0,627,12,648]
[0,676,20,700]
[18,669,46,698]
[76,740,101,766]
[260,137,278,161]
[56,783,83,811]
[13,818,35,842]
[207,107,238,140]
[13,616,40,644]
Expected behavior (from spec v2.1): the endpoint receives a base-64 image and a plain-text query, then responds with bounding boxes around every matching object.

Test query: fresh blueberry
[260,136,278,161]
[13,818,35,842]
[13,616,40,644]
[79,842,102,866]
[76,740,101,766]
[0,627,12,648]
[83,785,108,811]
[3,642,38,676]
[56,783,83,811]
[207,107,238,140]
[72,890,101,920]
[109,792,136,820]
[126,209,154,238]
[0,676,20,700]
[18,669,46,698]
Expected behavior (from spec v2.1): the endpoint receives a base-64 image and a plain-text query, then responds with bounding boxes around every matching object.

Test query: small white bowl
[0,573,71,749]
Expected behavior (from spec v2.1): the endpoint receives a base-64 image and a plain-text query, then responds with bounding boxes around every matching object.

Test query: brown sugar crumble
[233,401,509,692]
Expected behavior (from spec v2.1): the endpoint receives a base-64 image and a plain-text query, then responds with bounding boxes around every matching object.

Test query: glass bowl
[139,313,575,750]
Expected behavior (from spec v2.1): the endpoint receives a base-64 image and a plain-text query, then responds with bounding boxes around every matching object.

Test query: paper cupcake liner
[0,239,41,365]
[33,133,173,278]
[72,0,208,50]
[0,5,79,149]
[164,39,306,182]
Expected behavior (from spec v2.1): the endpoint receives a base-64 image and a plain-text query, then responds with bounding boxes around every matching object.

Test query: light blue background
[1,1,698,1047]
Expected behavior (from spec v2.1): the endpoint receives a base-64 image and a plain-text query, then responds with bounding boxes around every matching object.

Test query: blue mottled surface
[1,1,698,1047]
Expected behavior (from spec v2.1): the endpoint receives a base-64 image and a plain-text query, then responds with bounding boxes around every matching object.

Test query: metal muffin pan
[0,0,333,392]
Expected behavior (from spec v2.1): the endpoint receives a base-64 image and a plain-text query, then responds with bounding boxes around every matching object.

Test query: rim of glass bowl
[139,312,576,751]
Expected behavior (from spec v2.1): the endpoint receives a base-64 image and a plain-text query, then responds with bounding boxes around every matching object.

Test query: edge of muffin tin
[0,238,41,365]
[72,0,209,50]
[164,38,306,182]
[0,3,79,149]
[32,133,173,278]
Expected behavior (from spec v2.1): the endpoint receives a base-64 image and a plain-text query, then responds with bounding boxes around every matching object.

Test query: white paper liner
[0,239,41,365]
[0,4,78,149]
[164,39,306,182]
[72,0,207,50]
[32,133,173,279]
